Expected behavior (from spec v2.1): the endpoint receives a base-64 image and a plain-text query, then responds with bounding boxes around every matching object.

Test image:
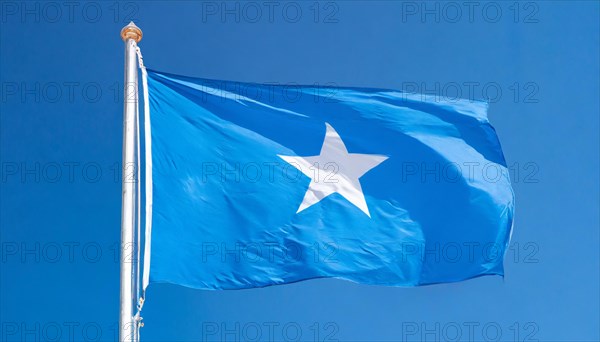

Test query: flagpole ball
[121,21,142,42]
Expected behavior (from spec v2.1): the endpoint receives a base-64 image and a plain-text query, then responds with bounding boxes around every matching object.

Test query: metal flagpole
[120,22,142,342]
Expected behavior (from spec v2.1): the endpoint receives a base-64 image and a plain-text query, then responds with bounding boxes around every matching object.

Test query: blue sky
[1,1,599,341]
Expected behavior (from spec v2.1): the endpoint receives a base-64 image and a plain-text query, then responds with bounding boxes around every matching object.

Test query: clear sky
[1,1,598,341]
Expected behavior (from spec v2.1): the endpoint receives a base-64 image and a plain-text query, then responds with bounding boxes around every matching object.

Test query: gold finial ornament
[120,22,143,42]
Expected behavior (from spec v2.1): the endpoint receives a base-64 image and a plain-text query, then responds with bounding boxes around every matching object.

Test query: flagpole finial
[121,22,143,43]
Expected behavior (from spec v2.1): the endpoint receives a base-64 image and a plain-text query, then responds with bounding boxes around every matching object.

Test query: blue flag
[144,69,514,289]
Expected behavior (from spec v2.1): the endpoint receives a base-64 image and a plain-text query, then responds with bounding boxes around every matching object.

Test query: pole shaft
[120,37,138,342]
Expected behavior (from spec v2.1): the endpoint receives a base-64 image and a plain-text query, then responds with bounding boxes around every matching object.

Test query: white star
[278,123,388,217]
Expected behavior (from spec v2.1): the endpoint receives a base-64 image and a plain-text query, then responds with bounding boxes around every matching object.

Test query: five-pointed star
[278,123,388,217]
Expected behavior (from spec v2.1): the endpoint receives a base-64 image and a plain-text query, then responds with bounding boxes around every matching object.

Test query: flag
[144,69,514,289]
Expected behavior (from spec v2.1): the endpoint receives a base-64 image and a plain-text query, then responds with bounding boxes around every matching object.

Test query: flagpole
[120,22,142,342]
